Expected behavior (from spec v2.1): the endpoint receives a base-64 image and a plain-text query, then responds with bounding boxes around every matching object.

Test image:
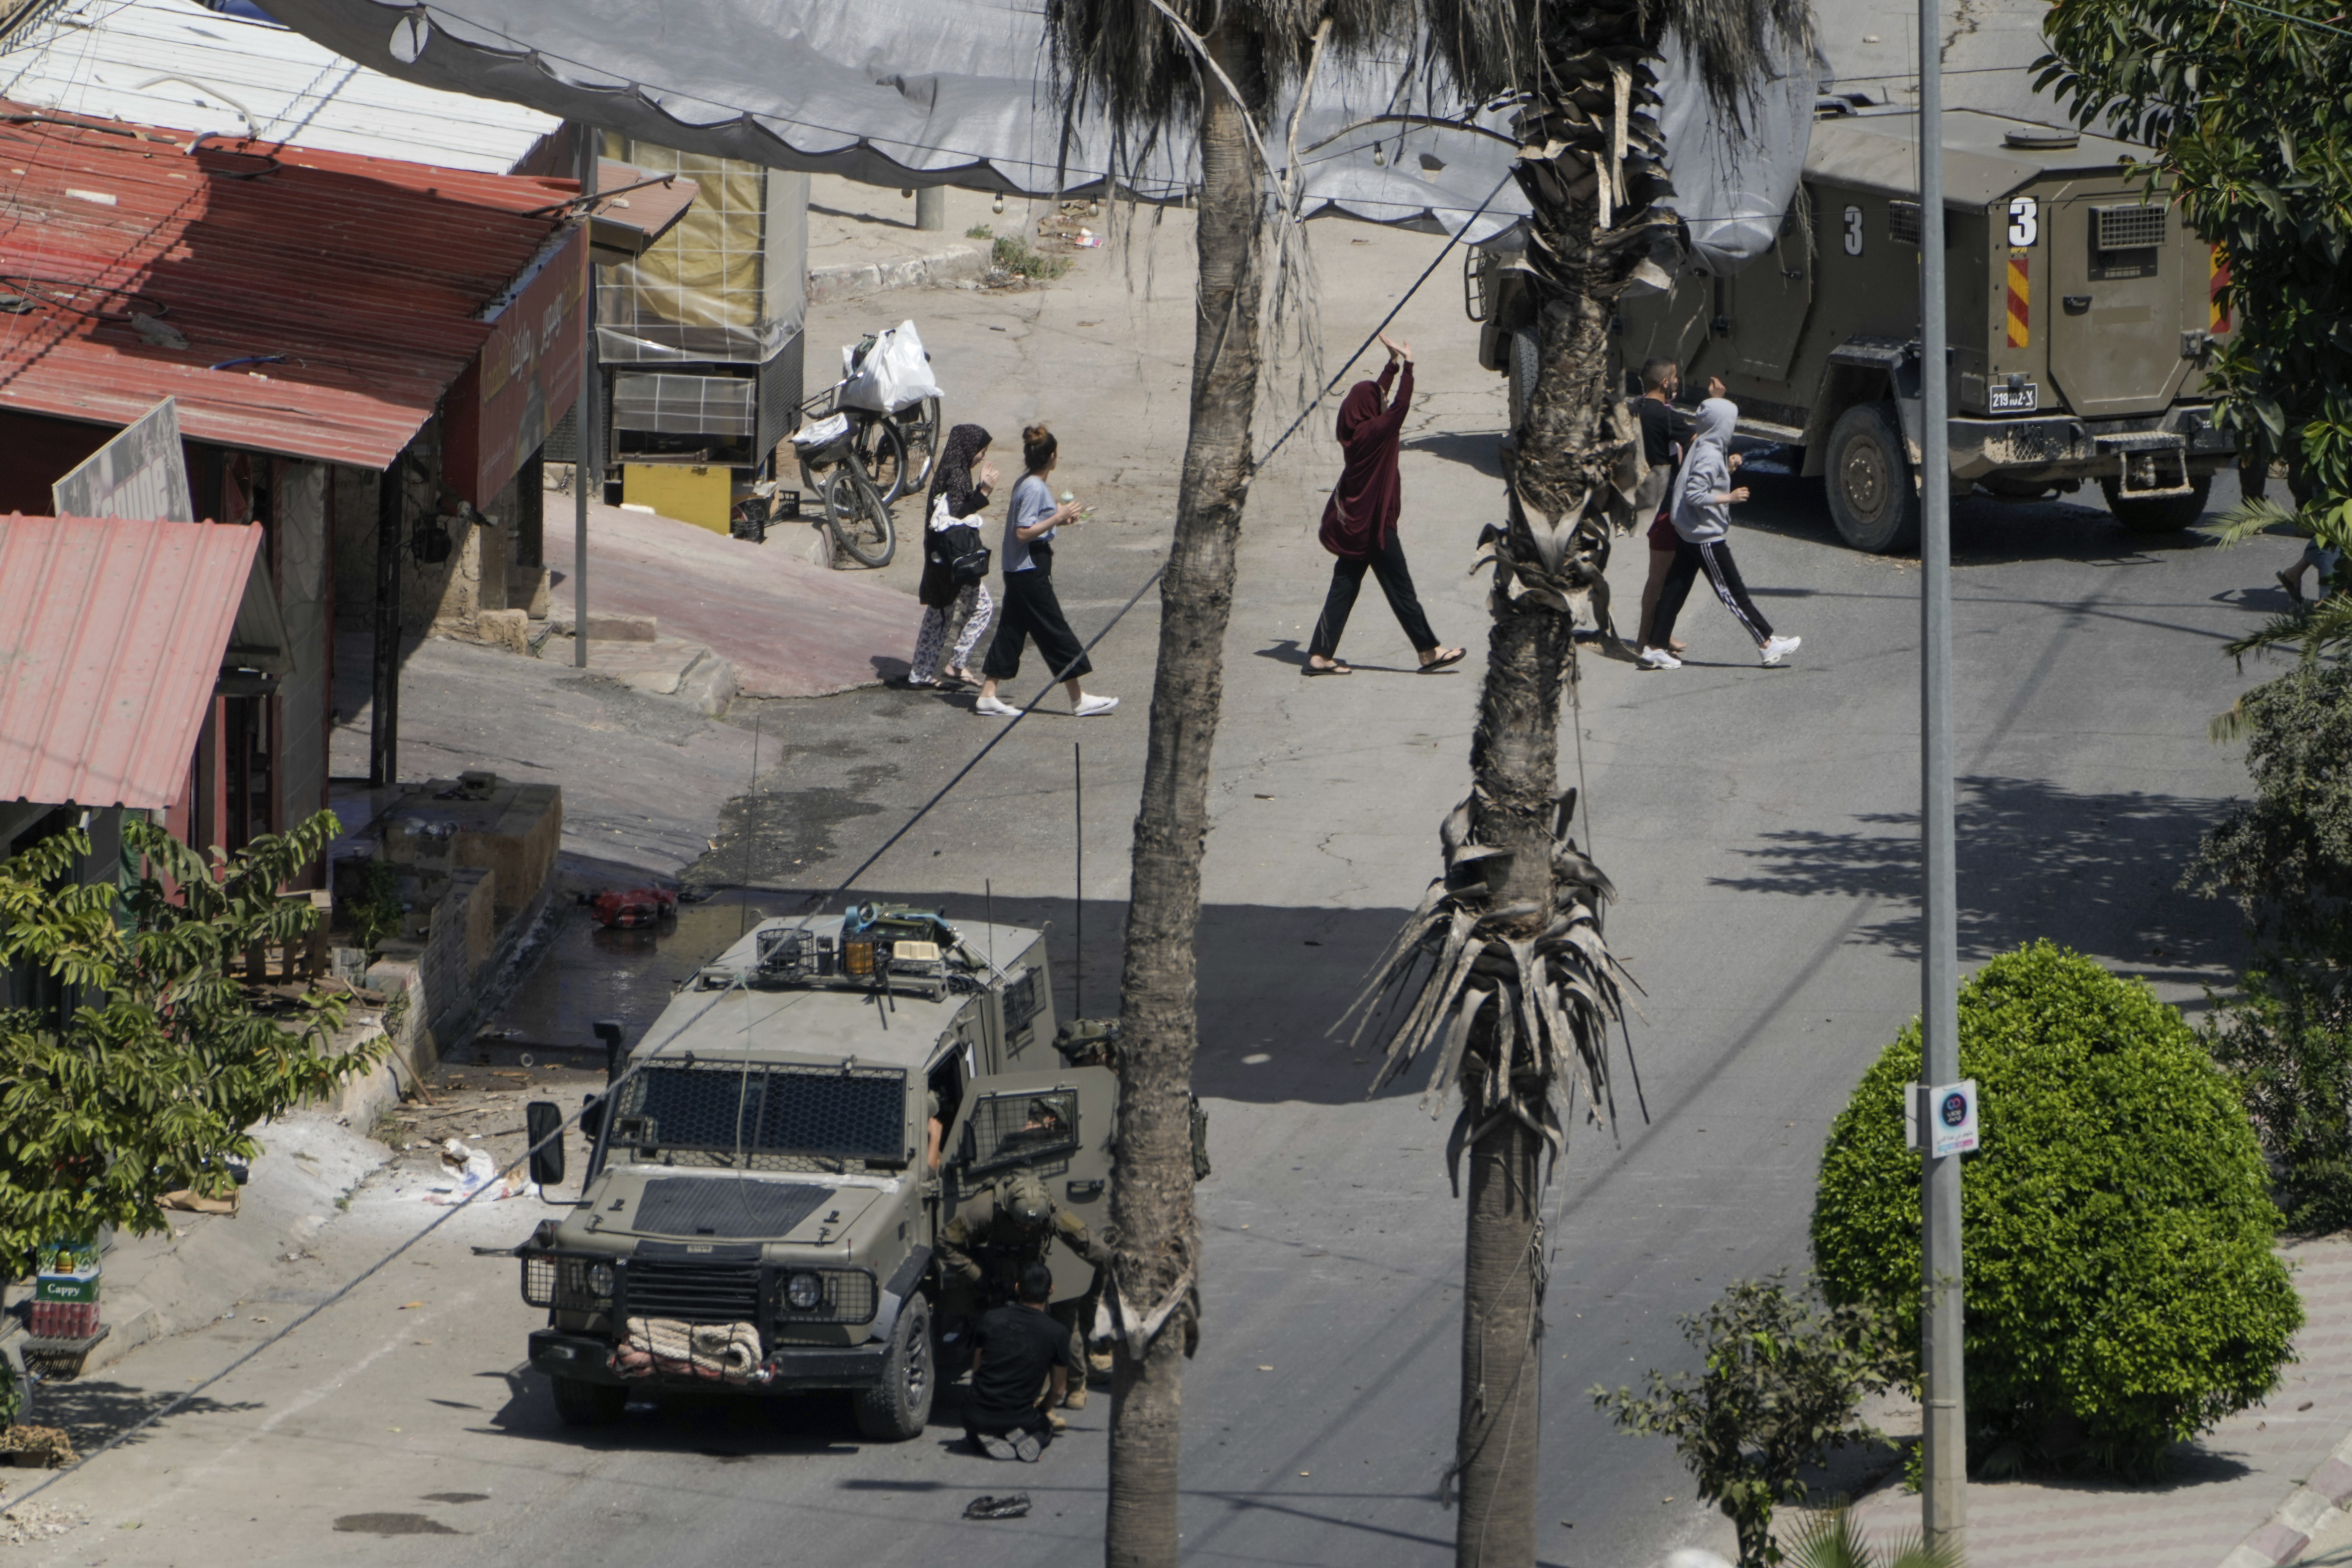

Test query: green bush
[989,233,1069,281]
[2203,971,2352,1232]
[1810,941,2301,1475]
[2185,660,2352,972]
[1594,1273,1908,1568]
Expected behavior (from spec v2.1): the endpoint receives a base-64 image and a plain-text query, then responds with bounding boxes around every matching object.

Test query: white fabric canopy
[262,0,1814,269]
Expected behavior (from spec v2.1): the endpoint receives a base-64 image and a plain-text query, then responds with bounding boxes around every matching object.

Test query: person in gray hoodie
[1640,396,1802,669]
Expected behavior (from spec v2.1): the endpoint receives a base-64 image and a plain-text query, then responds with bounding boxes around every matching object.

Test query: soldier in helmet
[939,1168,1110,1417]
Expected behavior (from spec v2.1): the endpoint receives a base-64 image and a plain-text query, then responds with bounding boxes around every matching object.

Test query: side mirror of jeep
[525,1101,565,1188]
[593,1019,625,1082]
[580,1090,605,1139]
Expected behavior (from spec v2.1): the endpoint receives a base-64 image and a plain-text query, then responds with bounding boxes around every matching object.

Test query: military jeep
[511,903,1114,1438]
[1473,106,2239,551]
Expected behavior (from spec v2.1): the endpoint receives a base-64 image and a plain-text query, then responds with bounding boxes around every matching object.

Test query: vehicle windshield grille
[611,1063,906,1163]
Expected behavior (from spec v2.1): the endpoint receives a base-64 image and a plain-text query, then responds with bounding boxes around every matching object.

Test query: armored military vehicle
[1470,106,2238,551]
[510,902,1113,1437]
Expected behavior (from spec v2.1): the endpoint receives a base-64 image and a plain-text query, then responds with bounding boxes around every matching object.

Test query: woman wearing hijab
[908,424,998,688]
[1304,333,1464,676]
[1641,395,1802,669]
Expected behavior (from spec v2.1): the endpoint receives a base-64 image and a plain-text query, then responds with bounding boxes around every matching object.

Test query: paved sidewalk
[1851,1236,2352,1567]
[552,499,916,698]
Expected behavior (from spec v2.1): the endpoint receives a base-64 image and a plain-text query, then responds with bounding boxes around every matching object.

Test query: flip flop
[1302,660,1353,676]
[1418,648,1467,672]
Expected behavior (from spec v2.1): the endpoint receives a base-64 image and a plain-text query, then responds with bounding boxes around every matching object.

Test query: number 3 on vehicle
[1843,205,1863,256]
[2006,196,2038,248]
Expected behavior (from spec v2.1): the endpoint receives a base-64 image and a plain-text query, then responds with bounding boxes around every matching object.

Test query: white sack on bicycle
[837,320,941,414]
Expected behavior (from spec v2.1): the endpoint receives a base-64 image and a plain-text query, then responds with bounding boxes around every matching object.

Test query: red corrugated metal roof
[0,514,263,809]
[0,106,580,469]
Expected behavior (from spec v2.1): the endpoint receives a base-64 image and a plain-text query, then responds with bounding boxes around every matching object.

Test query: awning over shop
[260,0,1818,268]
[0,104,583,471]
[0,516,287,810]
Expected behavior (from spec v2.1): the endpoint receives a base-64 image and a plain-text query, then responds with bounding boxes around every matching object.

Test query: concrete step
[562,636,737,715]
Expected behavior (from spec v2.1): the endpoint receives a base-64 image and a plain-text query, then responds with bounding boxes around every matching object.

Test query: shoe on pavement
[977,1432,1017,1460]
[1073,694,1119,717]
[2281,568,2306,606]
[1063,1385,1087,1410]
[1758,634,1802,667]
[1013,1431,1044,1462]
[974,695,1019,717]
[1046,1409,1069,1432]
[1637,646,1682,670]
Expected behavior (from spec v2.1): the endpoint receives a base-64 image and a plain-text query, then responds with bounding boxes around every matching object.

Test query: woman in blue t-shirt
[974,424,1119,718]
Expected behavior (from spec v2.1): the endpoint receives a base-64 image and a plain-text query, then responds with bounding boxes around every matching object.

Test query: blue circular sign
[1940,1091,1969,1129]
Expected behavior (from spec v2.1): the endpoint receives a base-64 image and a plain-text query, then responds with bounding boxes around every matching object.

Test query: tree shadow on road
[32,1379,262,1450]
[1705,774,2246,987]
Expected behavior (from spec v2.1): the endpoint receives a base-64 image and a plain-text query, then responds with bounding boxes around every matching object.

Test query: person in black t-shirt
[964,1263,1069,1461]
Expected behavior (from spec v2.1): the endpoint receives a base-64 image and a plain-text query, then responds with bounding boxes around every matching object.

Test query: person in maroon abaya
[1304,332,1465,676]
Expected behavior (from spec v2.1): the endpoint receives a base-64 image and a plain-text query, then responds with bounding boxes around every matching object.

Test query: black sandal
[1303,660,1353,676]
[1418,648,1466,672]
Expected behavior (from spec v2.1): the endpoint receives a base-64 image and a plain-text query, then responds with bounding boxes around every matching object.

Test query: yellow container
[622,464,732,533]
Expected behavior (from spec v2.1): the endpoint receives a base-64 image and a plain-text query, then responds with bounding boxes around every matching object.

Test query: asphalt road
[25,205,2294,1568]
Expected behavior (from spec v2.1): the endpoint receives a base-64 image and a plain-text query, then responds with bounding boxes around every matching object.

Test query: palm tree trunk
[1452,571,1573,1567]
[1106,23,1269,1568]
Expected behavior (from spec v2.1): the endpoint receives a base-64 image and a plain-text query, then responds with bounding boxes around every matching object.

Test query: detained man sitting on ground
[965,1262,1068,1462]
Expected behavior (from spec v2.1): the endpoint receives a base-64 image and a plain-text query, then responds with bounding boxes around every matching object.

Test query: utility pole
[574,126,600,670]
[1916,0,1965,1551]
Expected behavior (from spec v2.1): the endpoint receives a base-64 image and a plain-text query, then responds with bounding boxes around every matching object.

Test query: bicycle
[795,358,942,506]
[791,414,895,568]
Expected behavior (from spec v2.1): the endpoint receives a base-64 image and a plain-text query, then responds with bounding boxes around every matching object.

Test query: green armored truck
[1471,106,2238,551]
[510,903,1113,1438]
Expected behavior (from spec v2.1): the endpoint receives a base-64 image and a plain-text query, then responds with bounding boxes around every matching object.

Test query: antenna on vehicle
[737,712,761,941]
[1073,742,1083,1019]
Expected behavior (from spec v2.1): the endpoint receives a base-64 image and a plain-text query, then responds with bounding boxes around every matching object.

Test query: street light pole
[1916,0,1965,1551]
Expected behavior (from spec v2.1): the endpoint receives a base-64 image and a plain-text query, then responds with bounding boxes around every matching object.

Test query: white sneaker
[1758,635,1801,667]
[1073,694,1119,717]
[974,695,1019,717]
[1638,646,1682,670]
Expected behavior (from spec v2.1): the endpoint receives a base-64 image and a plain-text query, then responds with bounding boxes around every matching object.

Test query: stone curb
[806,242,985,304]
[2220,1433,2352,1566]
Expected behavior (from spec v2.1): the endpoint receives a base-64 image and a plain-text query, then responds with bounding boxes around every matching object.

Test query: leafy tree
[1812,943,2300,1477]
[2184,660,2352,971]
[2040,0,2352,649]
[2202,969,2352,1231]
[0,812,384,1268]
[1594,1273,1909,1568]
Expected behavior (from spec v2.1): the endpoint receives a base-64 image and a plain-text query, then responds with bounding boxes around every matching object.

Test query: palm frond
[1044,0,1410,143]
[1339,789,1630,1187]
[2201,494,2308,549]
[1424,0,1814,130]
[1782,1503,1963,1568]
[2223,593,2352,664]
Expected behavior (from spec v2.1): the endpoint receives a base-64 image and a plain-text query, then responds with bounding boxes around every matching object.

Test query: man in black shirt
[964,1262,1069,1461]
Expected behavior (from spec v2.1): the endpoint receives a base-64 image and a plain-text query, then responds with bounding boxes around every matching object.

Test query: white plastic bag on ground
[836,320,941,414]
[424,1138,529,1204]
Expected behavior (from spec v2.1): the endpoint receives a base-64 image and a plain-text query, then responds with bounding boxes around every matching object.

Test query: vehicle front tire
[1506,326,1538,436]
[2101,474,2212,534]
[549,1373,628,1427]
[852,1295,934,1442]
[1823,401,1922,553]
